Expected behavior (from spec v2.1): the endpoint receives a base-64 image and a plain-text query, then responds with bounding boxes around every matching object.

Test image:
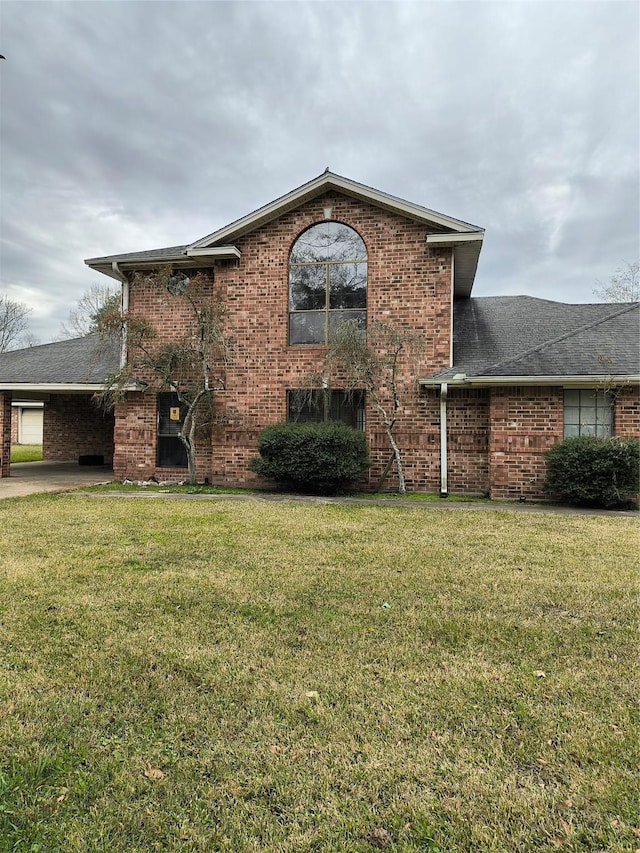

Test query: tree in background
[99,268,233,485]
[312,319,424,494]
[61,284,121,338]
[0,295,31,351]
[593,260,639,302]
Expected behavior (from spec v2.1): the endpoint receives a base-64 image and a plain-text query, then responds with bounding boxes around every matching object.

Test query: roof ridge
[476,301,639,375]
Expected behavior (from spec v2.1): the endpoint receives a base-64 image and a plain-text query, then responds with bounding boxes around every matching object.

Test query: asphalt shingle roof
[0,334,120,385]
[428,297,639,380]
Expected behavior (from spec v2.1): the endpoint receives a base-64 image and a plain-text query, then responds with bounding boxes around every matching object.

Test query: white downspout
[112,262,129,368]
[440,382,448,498]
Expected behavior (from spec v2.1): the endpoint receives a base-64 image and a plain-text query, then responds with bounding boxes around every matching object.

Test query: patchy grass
[0,496,637,852]
[9,444,43,463]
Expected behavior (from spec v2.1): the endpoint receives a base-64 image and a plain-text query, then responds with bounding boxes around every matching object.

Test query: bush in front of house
[250,421,370,494]
[545,436,640,508]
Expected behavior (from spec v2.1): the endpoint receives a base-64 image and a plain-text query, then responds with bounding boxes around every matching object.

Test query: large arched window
[288,222,367,345]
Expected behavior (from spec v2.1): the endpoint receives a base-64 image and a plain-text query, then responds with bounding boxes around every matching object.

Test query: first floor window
[157,392,188,467]
[563,389,612,438]
[287,389,365,431]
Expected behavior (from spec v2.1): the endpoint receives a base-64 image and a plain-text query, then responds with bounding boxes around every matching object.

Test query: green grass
[0,496,638,852]
[9,444,43,463]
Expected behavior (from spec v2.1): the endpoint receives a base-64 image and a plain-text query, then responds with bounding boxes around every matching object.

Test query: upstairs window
[563,389,612,438]
[289,222,367,345]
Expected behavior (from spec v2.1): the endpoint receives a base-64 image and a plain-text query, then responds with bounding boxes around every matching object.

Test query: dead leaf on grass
[305,690,319,699]
[144,764,165,780]
[365,827,391,848]
[533,670,546,678]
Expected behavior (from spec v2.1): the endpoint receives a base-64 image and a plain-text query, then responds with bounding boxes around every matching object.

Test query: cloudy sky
[0,0,638,344]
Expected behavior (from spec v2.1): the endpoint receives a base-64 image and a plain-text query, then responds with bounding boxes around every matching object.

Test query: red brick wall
[488,386,564,500]
[116,192,455,487]
[10,406,18,444]
[43,395,114,463]
[0,392,11,477]
[615,385,640,435]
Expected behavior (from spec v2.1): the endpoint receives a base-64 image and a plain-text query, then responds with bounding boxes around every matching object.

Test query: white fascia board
[189,172,484,250]
[185,246,241,259]
[426,232,485,246]
[419,375,640,387]
[0,383,109,393]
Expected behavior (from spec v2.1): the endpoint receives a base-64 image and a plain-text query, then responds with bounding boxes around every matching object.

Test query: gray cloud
[0,0,638,342]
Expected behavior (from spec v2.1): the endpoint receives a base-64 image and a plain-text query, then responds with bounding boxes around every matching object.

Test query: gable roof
[422,298,640,385]
[0,334,120,392]
[85,171,484,298]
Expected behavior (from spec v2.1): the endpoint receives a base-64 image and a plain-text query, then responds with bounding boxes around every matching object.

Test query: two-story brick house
[1,171,638,497]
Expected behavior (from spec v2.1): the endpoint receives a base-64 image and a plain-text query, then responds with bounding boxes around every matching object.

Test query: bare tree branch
[0,295,31,351]
[593,260,639,302]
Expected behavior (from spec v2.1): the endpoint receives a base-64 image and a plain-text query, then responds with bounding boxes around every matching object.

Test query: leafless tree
[98,268,233,485]
[593,260,639,302]
[0,294,31,351]
[312,319,425,494]
[60,284,121,338]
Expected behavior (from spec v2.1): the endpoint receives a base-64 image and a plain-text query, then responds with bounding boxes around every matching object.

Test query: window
[563,389,612,438]
[289,222,367,344]
[287,390,365,431]
[157,392,188,468]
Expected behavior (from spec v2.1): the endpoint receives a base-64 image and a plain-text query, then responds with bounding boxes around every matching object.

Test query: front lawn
[0,496,637,852]
[9,444,43,463]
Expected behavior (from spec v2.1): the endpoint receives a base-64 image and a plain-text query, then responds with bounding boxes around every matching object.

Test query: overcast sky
[1,0,638,344]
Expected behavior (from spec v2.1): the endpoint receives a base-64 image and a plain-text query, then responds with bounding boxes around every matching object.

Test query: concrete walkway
[0,461,114,499]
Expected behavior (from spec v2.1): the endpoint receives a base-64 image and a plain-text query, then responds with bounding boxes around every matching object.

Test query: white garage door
[20,408,43,444]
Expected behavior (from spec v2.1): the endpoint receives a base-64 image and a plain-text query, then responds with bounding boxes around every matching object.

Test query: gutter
[419,374,640,388]
[111,262,128,369]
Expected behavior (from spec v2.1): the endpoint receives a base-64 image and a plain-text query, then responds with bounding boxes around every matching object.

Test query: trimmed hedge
[545,436,640,508]
[250,421,369,494]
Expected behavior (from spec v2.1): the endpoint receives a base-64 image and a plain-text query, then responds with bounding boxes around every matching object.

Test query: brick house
[1,172,638,497]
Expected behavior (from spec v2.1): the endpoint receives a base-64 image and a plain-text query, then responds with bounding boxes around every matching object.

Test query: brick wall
[43,395,115,463]
[116,192,455,488]
[0,392,11,477]
[488,386,564,500]
[10,406,18,444]
[615,385,640,435]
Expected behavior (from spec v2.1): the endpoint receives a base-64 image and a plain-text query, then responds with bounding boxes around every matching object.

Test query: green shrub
[250,421,369,494]
[545,436,640,508]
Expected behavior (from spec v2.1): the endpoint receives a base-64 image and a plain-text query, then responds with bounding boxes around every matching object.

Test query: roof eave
[419,374,640,387]
[188,171,485,250]
[84,246,240,279]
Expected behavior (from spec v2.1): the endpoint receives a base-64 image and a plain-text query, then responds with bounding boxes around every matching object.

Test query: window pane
[329,263,367,308]
[564,424,580,438]
[290,222,366,263]
[289,311,326,344]
[329,310,366,334]
[289,265,326,310]
[287,389,365,430]
[564,406,580,426]
[564,390,580,406]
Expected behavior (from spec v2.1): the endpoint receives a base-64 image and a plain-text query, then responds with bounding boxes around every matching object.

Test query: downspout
[112,262,129,368]
[440,382,448,498]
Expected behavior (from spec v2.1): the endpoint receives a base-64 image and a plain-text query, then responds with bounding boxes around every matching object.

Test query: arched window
[288,222,367,345]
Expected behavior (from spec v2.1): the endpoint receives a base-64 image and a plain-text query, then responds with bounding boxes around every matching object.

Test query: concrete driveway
[0,461,113,499]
